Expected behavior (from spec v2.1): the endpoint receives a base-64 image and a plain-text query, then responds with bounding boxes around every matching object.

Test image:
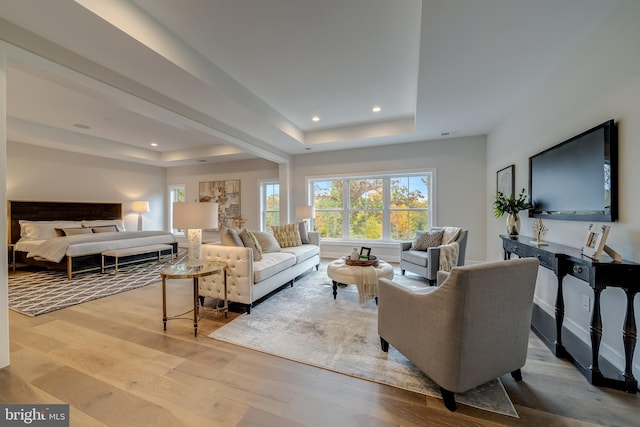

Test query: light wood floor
[2,271,640,426]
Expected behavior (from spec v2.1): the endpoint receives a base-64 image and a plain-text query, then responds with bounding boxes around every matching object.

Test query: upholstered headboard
[8,200,122,244]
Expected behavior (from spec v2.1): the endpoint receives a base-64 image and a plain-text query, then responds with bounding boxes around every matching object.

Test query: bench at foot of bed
[100,244,175,275]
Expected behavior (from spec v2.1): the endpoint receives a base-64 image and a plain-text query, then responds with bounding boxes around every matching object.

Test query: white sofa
[198,232,320,313]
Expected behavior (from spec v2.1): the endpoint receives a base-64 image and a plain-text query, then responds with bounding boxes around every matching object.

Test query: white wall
[293,136,487,263]
[7,142,167,232]
[166,158,280,234]
[486,1,640,374]
[1,50,9,368]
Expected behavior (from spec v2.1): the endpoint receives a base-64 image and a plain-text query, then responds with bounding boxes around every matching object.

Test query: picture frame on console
[496,164,514,197]
[582,224,611,261]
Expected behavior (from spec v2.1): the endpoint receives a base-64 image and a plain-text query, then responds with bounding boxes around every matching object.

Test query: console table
[500,235,640,393]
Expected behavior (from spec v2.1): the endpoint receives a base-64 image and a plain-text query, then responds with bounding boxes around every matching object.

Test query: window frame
[168,184,186,235]
[307,169,435,242]
[259,180,280,231]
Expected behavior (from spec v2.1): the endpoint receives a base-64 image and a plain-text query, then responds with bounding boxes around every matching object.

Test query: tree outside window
[310,173,431,241]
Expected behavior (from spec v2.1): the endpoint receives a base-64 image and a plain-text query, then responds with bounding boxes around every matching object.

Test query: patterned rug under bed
[8,252,184,317]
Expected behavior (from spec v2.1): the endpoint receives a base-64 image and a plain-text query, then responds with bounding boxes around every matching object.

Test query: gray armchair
[400,226,468,285]
[378,258,540,411]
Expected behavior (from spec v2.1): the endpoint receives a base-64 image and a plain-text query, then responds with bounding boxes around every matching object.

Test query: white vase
[506,213,520,236]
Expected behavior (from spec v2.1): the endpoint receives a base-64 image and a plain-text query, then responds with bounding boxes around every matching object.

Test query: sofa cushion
[411,230,443,251]
[221,226,244,247]
[252,230,282,253]
[272,223,302,248]
[253,252,296,283]
[280,244,320,264]
[239,229,263,261]
[402,249,430,267]
[298,221,310,244]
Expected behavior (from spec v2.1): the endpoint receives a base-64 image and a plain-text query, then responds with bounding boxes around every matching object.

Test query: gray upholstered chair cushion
[400,226,468,284]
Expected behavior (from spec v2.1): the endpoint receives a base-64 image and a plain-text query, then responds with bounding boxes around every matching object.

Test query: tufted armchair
[378,258,539,411]
[400,226,468,285]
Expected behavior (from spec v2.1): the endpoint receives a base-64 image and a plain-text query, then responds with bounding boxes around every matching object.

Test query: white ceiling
[0,0,621,167]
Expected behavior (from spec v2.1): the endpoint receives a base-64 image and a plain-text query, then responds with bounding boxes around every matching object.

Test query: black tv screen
[528,120,617,222]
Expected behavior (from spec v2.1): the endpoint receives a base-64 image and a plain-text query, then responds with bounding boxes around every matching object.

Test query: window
[169,185,186,234]
[310,172,432,241]
[260,181,280,231]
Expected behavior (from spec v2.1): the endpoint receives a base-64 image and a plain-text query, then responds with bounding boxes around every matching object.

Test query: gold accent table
[161,261,227,336]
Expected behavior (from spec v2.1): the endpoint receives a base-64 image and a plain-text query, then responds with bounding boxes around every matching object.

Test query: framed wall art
[497,165,515,197]
[199,180,241,228]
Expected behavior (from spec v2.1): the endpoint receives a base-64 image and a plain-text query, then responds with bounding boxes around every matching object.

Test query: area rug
[8,251,184,317]
[208,265,518,417]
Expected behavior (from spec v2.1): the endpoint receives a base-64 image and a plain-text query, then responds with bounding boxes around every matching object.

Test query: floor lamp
[296,205,315,229]
[173,202,218,267]
[131,200,150,231]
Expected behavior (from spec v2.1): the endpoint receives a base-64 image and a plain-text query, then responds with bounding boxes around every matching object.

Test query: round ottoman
[327,258,394,304]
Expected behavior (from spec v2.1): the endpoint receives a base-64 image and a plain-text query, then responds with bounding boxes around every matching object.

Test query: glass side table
[161,261,227,337]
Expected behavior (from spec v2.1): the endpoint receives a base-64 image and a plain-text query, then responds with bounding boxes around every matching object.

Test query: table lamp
[131,200,150,231]
[173,202,218,266]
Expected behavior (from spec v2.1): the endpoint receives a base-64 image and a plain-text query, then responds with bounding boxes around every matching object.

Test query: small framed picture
[497,165,515,197]
[582,224,611,261]
[360,247,371,259]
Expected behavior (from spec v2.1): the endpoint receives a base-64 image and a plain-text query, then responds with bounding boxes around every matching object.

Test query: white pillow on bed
[19,220,82,240]
[81,220,126,232]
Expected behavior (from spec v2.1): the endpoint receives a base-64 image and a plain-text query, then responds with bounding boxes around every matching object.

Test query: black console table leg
[589,288,604,383]
[623,289,638,393]
[554,273,568,357]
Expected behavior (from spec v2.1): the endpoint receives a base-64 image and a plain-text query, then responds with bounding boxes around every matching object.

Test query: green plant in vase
[493,189,532,237]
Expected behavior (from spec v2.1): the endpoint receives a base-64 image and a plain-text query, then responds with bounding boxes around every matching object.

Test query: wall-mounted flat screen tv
[528,119,617,222]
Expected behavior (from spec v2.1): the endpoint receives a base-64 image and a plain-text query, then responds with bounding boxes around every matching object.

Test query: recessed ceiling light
[441,132,450,136]
[150,142,158,147]
[372,106,381,113]
[73,123,90,129]
[312,116,320,122]
[305,147,312,151]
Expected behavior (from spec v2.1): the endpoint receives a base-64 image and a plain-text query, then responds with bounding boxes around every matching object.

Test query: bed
[9,200,178,279]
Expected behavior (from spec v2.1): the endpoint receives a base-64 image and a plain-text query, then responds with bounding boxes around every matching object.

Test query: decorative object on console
[131,200,150,231]
[198,180,241,228]
[494,188,531,237]
[496,164,515,197]
[531,218,549,246]
[581,224,620,261]
[233,214,247,229]
[173,202,218,266]
[350,247,359,260]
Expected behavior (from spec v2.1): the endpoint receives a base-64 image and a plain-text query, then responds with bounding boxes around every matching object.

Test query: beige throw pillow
[252,231,282,253]
[271,223,302,248]
[411,230,444,251]
[239,229,263,261]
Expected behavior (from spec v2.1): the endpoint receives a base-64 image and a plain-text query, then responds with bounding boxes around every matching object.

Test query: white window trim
[306,168,436,242]
[259,179,280,231]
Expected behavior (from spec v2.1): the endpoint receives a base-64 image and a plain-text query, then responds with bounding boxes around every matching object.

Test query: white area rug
[209,265,518,417]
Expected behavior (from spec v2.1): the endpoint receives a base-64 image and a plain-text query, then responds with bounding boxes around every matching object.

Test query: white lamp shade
[296,205,315,219]
[131,200,150,213]
[173,202,218,230]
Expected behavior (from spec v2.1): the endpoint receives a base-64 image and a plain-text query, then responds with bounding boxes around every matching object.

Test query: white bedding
[22,231,176,263]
